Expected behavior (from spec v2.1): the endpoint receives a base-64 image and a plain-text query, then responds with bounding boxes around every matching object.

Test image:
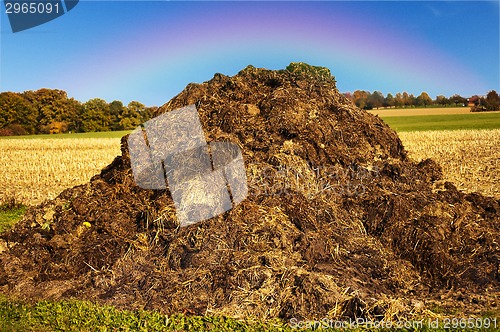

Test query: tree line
[0,89,157,136]
[2,88,499,136]
[343,90,500,111]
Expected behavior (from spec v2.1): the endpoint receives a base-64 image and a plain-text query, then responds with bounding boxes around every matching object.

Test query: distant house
[467,95,482,107]
[467,95,479,107]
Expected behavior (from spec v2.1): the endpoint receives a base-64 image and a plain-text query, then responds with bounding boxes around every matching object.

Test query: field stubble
[0,138,120,205]
[0,129,499,205]
[399,129,500,199]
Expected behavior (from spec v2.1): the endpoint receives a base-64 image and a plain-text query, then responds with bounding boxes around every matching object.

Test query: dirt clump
[1,63,499,321]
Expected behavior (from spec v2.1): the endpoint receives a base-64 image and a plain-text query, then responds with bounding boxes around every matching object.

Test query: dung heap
[1,63,499,320]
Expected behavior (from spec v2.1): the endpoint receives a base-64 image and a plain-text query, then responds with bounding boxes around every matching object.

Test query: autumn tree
[352,90,370,109]
[0,92,35,134]
[343,92,353,102]
[485,90,500,111]
[393,93,403,108]
[0,88,155,135]
[24,89,67,130]
[402,92,411,108]
[23,88,83,133]
[416,92,433,107]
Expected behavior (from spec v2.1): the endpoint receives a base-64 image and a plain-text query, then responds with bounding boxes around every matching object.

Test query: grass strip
[1,296,496,331]
[0,297,290,332]
[380,113,500,132]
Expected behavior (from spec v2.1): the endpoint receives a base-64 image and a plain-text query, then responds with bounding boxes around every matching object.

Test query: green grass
[0,202,26,233]
[0,297,291,332]
[389,105,467,110]
[380,113,500,132]
[0,130,131,139]
[1,296,496,331]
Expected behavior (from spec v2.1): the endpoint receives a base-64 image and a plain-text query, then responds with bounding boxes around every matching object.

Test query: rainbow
[42,2,492,105]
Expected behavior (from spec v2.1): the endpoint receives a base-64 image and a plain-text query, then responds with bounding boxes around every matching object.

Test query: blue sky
[1,1,499,106]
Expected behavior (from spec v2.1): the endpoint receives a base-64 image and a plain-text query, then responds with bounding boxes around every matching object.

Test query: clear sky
[1,1,499,106]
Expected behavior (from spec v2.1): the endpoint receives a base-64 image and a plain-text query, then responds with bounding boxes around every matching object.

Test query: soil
[0,63,499,321]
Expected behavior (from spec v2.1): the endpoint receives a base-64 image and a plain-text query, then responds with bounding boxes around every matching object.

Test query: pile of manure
[1,63,498,321]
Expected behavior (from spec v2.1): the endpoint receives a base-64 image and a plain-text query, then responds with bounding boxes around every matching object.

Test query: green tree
[61,98,83,132]
[450,94,467,106]
[142,106,157,122]
[118,101,144,130]
[384,93,395,108]
[367,91,384,109]
[435,95,449,106]
[81,98,111,132]
[109,100,126,130]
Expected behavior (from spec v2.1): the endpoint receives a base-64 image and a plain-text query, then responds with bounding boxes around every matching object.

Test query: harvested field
[0,63,499,322]
[1,130,498,206]
[399,129,500,199]
[0,138,120,205]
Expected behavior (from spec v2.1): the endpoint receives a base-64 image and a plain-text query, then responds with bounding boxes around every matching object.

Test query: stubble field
[0,138,121,205]
[399,129,500,199]
[1,129,499,206]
